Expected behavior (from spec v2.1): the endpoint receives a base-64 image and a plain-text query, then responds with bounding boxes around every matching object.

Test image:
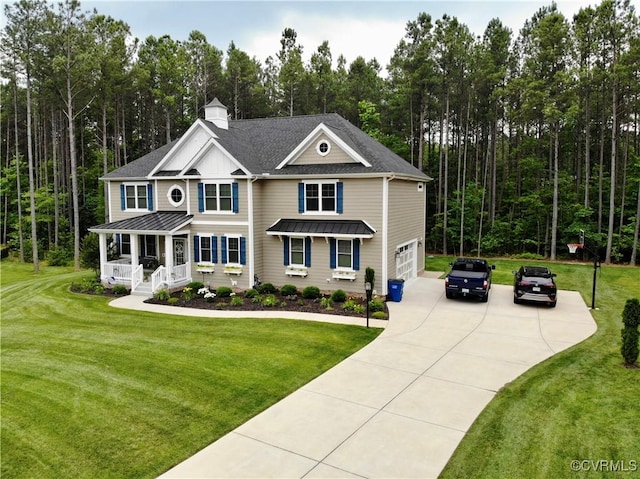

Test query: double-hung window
[221,236,246,265]
[290,238,305,266]
[299,181,343,214]
[193,235,218,263]
[329,238,360,271]
[118,234,131,255]
[198,182,238,213]
[200,236,212,262]
[121,183,153,211]
[337,239,353,268]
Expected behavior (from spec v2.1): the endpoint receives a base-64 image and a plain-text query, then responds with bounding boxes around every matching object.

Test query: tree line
[1,0,639,271]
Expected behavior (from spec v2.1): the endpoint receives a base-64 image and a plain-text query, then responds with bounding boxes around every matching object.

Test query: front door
[173,238,186,265]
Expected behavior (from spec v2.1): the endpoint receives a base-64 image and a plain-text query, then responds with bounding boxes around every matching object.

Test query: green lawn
[426,256,640,479]
[0,261,382,479]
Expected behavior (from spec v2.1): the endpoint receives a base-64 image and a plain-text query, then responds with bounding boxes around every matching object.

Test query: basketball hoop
[567,243,583,254]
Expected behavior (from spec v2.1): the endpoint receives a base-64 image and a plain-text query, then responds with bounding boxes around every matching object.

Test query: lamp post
[365,281,372,328]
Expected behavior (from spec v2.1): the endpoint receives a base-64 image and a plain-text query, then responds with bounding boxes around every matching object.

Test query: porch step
[131,281,153,298]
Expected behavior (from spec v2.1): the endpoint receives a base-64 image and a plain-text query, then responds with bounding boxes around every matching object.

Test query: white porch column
[99,233,108,280]
[130,233,139,268]
[164,235,173,271]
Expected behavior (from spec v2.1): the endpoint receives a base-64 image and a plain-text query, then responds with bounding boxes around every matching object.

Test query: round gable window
[316,140,331,156]
[167,185,184,207]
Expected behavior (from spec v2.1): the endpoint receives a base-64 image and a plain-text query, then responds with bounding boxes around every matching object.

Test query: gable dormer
[275,123,372,170]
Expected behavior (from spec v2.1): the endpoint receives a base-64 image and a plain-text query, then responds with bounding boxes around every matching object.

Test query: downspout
[382,175,395,295]
[248,176,259,287]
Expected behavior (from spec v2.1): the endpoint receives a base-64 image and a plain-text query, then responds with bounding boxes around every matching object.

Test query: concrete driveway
[157,276,596,479]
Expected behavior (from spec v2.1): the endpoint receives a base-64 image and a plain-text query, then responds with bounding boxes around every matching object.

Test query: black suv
[513,266,557,307]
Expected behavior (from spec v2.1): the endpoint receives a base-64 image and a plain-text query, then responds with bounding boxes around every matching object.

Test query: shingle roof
[103,140,179,179]
[266,219,376,238]
[107,113,430,181]
[89,211,193,234]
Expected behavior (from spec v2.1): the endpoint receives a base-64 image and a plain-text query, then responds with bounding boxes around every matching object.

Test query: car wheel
[549,301,557,308]
[446,291,453,299]
[514,297,520,304]
[481,293,489,303]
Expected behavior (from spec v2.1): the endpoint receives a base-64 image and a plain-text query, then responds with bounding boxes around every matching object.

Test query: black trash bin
[388,278,405,302]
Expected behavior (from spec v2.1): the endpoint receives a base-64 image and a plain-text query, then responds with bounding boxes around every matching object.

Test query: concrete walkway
[113,277,597,479]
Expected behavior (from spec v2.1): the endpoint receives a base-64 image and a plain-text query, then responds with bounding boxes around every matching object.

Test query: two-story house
[89,99,430,296]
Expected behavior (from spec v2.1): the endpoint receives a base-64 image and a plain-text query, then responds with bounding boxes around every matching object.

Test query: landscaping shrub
[372,311,388,320]
[230,296,243,307]
[244,288,258,298]
[365,267,375,292]
[112,285,128,296]
[257,282,277,294]
[342,299,365,314]
[331,289,347,302]
[261,294,278,307]
[621,298,640,366]
[369,300,385,312]
[216,286,233,298]
[80,232,101,274]
[154,288,170,301]
[280,284,298,296]
[167,297,179,305]
[47,246,71,266]
[320,297,334,309]
[181,287,195,301]
[302,286,321,299]
[187,281,204,291]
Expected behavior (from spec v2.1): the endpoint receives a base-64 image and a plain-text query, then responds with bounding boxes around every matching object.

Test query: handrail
[131,264,143,292]
[151,266,167,293]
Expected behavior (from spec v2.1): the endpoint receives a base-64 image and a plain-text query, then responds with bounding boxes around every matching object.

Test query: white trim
[382,177,390,294]
[122,182,149,211]
[247,178,256,286]
[167,184,185,207]
[200,181,235,213]
[301,180,339,214]
[316,139,331,156]
[275,123,372,169]
[191,220,249,226]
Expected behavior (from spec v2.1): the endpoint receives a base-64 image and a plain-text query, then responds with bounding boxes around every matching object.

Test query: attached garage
[395,239,418,282]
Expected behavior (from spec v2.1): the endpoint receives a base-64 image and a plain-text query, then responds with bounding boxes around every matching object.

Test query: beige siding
[257,177,385,294]
[292,135,356,165]
[386,179,426,279]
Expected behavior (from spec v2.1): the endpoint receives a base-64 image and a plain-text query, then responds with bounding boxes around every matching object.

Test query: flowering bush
[182,287,194,301]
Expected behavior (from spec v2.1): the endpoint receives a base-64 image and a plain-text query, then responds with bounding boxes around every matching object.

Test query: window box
[224,265,243,275]
[332,269,357,281]
[196,264,215,273]
[286,266,308,277]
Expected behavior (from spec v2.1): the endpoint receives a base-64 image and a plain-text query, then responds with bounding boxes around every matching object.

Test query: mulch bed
[145,292,389,319]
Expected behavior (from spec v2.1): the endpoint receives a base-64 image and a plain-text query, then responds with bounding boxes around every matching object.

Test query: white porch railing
[103,260,191,294]
[131,264,143,292]
[171,262,190,284]
[104,262,132,281]
[151,266,168,293]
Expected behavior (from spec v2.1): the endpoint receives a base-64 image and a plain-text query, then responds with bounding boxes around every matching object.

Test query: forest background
[1,0,639,272]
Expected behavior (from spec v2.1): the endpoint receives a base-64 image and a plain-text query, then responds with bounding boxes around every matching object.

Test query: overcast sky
[71,1,637,74]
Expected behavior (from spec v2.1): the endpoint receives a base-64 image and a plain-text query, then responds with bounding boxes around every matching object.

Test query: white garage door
[395,240,417,281]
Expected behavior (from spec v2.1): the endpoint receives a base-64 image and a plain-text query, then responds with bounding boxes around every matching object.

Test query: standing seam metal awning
[89,211,193,235]
[266,219,376,238]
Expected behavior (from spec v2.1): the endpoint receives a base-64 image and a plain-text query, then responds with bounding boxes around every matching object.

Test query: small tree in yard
[80,233,101,276]
[621,298,640,366]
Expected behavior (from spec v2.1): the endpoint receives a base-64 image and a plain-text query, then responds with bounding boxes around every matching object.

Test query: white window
[200,182,235,213]
[125,184,147,210]
[199,236,212,263]
[337,239,352,268]
[167,185,184,207]
[227,236,240,264]
[316,140,331,156]
[290,237,305,266]
[306,182,336,212]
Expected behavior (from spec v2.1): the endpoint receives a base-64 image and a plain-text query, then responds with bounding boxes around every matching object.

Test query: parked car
[513,265,557,307]
[445,258,495,302]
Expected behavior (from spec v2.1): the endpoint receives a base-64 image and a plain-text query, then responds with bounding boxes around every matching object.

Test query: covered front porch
[89,212,194,295]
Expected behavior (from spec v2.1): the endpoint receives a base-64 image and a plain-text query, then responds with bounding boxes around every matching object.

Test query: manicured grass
[0,261,382,479]
[426,256,640,479]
